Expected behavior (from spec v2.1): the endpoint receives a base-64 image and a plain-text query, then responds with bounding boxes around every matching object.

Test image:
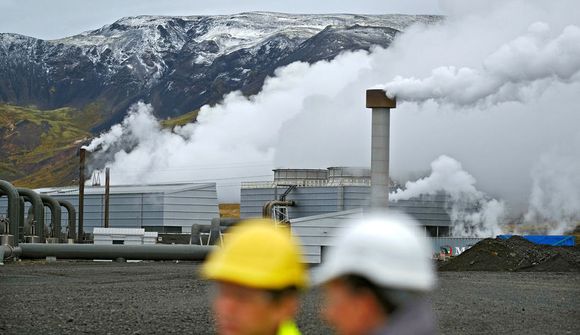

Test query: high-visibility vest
[277,320,301,335]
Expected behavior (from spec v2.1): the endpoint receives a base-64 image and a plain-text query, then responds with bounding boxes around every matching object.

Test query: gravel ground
[434,271,579,334]
[1,261,578,334]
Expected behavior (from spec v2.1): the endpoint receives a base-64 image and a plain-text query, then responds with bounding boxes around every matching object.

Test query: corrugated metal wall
[391,196,451,227]
[37,192,165,233]
[163,187,220,233]
[290,210,483,264]
[0,184,219,235]
[291,209,363,263]
[241,185,451,227]
[240,187,276,217]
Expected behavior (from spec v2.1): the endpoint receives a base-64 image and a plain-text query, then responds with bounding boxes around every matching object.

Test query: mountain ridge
[0,12,440,131]
[0,12,441,187]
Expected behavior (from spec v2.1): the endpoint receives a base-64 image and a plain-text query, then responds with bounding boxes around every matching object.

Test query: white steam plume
[390,155,505,237]
[82,123,123,153]
[523,134,580,234]
[86,0,580,236]
[85,53,373,201]
[381,23,580,106]
[278,0,580,234]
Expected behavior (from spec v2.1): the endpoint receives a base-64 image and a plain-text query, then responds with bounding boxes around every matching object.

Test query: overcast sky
[0,0,442,40]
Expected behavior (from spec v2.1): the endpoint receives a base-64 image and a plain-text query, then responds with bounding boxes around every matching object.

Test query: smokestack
[366,89,396,209]
[104,167,110,228]
[78,148,86,242]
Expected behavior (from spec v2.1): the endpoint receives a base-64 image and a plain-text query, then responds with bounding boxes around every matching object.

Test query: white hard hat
[313,211,436,292]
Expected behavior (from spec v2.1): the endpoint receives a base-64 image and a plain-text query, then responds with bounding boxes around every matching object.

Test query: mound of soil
[439,236,580,272]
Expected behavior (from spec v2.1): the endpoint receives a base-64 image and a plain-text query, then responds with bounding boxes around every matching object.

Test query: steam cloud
[523,134,580,234]
[390,155,505,237]
[86,0,580,236]
[381,23,580,106]
[84,53,373,198]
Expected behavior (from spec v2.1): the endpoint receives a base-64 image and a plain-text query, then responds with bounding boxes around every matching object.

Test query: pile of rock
[439,236,580,272]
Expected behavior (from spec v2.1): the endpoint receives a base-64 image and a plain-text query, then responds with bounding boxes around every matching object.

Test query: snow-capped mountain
[0,12,440,129]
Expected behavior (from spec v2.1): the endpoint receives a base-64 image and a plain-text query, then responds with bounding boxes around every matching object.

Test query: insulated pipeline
[58,200,76,241]
[40,195,61,239]
[17,188,45,239]
[1,244,213,261]
[0,180,21,245]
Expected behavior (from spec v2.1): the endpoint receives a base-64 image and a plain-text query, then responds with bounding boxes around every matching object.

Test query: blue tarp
[497,235,576,247]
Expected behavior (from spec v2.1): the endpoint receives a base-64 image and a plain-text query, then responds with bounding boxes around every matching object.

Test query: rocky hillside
[0,103,198,187]
[0,12,439,131]
[0,104,93,186]
[0,12,440,187]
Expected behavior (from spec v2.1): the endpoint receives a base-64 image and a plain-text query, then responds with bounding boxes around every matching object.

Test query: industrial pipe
[209,220,221,245]
[366,89,396,209]
[40,195,62,240]
[190,224,202,245]
[189,222,220,246]
[0,244,18,264]
[1,243,213,261]
[262,200,295,219]
[0,180,21,245]
[210,218,241,231]
[24,207,42,242]
[17,188,45,239]
[0,215,7,234]
[59,200,77,241]
[191,219,242,245]
[19,197,25,236]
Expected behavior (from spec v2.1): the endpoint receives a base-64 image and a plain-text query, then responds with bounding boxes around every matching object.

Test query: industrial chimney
[78,147,86,242]
[366,89,396,209]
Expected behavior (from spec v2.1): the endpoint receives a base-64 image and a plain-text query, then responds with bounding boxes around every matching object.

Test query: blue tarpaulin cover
[497,235,576,247]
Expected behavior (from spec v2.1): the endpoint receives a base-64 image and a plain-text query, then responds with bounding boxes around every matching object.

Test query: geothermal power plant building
[241,167,453,236]
[1,175,480,264]
[0,183,219,235]
[0,90,482,263]
[241,167,473,263]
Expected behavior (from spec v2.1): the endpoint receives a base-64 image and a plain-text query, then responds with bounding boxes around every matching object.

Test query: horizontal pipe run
[1,244,213,261]
[0,244,20,262]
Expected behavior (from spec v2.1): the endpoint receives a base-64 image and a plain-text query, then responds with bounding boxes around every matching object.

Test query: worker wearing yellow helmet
[202,219,308,335]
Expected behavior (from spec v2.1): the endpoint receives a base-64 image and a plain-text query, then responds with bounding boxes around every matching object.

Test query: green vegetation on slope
[0,103,105,188]
[0,104,199,189]
[160,109,199,128]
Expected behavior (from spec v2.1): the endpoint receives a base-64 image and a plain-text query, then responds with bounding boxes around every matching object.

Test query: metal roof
[37,183,216,196]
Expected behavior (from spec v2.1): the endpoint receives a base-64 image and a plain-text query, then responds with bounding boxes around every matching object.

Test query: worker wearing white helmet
[314,212,437,335]
[202,219,308,335]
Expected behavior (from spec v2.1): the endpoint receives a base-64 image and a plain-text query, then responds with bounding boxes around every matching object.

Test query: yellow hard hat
[202,219,308,289]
